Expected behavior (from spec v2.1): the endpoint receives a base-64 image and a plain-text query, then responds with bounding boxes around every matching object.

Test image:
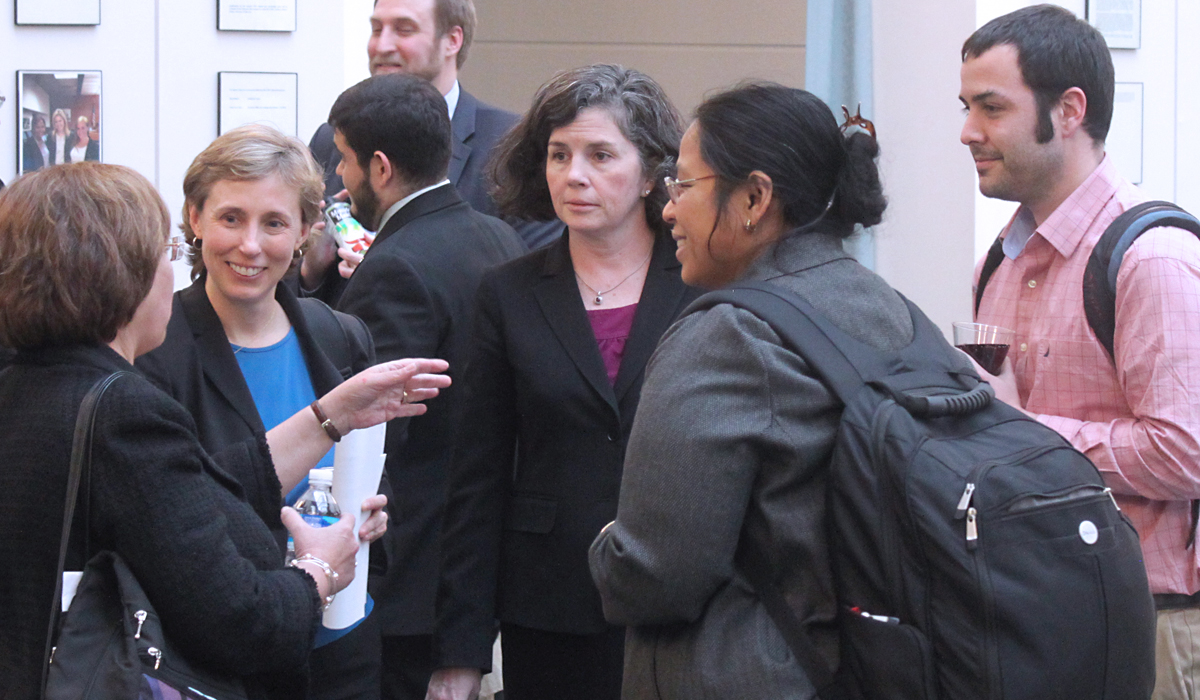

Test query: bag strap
[685,283,866,699]
[683,282,868,405]
[1082,200,1200,362]
[41,370,132,698]
[735,544,853,700]
[974,235,1006,318]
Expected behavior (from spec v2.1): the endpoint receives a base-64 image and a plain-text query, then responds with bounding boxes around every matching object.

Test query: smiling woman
[136,124,452,700]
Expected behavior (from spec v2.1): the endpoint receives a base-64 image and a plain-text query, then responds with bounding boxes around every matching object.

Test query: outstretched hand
[322,358,451,433]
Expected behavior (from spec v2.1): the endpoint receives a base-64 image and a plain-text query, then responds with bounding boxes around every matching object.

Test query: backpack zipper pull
[966,507,979,550]
[147,647,162,670]
[134,610,147,640]
[956,483,976,519]
[1105,487,1121,512]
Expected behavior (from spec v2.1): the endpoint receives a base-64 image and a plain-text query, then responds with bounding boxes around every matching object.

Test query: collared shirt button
[1020,342,1028,352]
[1027,279,1037,289]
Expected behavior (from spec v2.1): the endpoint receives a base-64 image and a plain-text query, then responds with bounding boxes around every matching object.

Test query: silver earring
[744,219,756,232]
[642,189,652,197]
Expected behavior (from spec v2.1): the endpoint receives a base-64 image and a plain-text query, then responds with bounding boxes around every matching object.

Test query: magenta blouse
[587,303,639,385]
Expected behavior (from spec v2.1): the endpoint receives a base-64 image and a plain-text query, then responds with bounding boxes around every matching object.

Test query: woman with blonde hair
[138,124,409,699]
[47,108,70,165]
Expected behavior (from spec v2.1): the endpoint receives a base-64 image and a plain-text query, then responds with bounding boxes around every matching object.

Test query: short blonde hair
[180,124,325,280]
[0,163,169,348]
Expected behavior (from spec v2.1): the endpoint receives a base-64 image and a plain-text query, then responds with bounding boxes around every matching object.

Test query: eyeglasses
[166,236,187,262]
[663,174,716,204]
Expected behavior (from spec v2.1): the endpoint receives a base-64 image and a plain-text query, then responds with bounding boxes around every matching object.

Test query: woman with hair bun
[589,83,904,699]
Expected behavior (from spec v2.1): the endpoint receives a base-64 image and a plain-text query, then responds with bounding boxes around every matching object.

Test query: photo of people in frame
[17,71,102,176]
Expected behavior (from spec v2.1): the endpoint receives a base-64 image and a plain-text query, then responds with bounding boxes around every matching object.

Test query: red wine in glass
[957,343,1009,375]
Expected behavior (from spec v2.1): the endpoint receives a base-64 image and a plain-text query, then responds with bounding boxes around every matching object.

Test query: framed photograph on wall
[16,71,102,176]
[15,0,100,26]
[217,0,296,32]
[218,72,298,137]
[1087,0,1141,49]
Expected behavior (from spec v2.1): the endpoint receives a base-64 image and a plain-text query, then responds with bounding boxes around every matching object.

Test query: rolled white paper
[324,422,388,629]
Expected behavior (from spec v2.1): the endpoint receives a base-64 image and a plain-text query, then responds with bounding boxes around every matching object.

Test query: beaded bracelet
[290,554,338,611]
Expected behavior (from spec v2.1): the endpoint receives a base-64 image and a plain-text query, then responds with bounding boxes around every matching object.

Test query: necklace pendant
[594,294,603,305]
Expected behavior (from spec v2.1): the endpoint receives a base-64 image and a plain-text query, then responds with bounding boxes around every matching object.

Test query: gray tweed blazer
[590,230,914,700]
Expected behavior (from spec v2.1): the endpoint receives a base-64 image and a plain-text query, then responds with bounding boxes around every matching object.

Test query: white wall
[2,0,349,286]
[871,0,977,336]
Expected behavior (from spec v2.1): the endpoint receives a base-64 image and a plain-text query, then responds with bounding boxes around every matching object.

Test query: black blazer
[0,345,320,700]
[22,133,47,172]
[337,183,525,636]
[136,278,374,545]
[63,135,99,162]
[432,230,700,669]
[305,88,560,305]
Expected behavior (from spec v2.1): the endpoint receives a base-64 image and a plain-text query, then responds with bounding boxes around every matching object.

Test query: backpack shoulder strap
[684,281,873,406]
[974,236,1006,318]
[1083,201,1200,361]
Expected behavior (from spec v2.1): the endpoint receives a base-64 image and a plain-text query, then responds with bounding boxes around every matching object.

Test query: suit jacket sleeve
[91,376,320,674]
[433,270,517,670]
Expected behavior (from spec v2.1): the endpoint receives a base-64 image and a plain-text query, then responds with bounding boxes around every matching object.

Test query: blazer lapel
[612,234,688,402]
[533,236,618,411]
[448,91,477,186]
[277,285,343,397]
[179,280,265,434]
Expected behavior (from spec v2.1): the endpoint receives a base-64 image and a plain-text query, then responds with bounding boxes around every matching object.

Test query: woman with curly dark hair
[428,64,698,700]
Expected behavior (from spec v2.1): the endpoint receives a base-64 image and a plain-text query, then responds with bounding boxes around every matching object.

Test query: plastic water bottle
[286,468,340,564]
[326,201,371,253]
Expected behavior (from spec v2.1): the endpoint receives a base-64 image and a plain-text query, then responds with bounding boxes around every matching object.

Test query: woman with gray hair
[427,64,698,700]
[137,124,444,699]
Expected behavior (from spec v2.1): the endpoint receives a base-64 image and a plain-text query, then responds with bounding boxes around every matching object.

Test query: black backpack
[686,281,1157,700]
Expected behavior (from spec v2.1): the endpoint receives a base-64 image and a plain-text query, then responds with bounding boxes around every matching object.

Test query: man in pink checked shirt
[960,6,1200,698]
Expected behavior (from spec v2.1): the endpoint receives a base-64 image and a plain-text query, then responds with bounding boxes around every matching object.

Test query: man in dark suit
[302,0,557,306]
[328,73,525,700]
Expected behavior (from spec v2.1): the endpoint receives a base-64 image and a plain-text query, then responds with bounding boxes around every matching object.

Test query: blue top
[233,328,333,504]
[233,327,368,646]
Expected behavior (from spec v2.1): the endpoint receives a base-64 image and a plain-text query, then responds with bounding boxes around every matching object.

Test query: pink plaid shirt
[975,156,1200,595]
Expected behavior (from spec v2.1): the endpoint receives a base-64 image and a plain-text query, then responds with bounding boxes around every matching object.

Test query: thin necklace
[574,250,653,306]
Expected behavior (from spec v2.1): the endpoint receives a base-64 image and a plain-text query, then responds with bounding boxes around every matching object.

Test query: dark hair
[0,162,169,349]
[490,64,683,237]
[694,82,885,240]
[962,4,1114,144]
[328,73,452,189]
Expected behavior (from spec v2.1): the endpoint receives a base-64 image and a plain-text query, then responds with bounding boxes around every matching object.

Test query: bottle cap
[309,467,334,487]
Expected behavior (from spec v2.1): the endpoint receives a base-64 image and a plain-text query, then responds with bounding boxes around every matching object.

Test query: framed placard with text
[15,0,100,26]
[218,72,298,137]
[217,0,296,32]
[1087,0,1140,49]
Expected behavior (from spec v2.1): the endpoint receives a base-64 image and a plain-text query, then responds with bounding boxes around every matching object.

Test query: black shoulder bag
[41,371,251,700]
